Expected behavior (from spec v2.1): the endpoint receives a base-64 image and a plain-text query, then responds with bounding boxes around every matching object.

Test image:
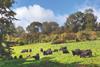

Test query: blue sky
[12,0,100,29]
[13,0,84,14]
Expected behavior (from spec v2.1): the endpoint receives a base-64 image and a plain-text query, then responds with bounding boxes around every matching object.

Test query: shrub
[66,33,76,40]
[76,31,97,41]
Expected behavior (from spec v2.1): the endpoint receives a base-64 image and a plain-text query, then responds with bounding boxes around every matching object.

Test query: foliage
[26,22,42,33]
[65,9,97,32]
[0,0,16,59]
[76,31,97,41]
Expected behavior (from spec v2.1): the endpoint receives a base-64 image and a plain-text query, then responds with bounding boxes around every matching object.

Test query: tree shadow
[0,57,100,67]
[19,57,100,67]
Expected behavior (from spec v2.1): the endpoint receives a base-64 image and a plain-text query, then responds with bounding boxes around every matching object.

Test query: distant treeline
[4,9,100,45]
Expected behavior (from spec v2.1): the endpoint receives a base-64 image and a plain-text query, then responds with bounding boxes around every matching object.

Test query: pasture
[0,40,100,67]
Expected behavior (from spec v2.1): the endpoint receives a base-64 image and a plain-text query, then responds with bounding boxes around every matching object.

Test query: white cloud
[13,4,67,29]
[13,3,100,30]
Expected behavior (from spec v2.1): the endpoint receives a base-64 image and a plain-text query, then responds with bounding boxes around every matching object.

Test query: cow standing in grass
[72,49,92,58]
[60,47,69,54]
[33,53,40,60]
[43,49,53,55]
[72,49,81,56]
[80,49,92,58]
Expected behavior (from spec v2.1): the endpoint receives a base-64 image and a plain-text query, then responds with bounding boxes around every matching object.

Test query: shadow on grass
[0,57,100,67]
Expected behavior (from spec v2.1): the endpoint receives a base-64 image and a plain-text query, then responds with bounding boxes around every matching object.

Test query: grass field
[0,40,100,67]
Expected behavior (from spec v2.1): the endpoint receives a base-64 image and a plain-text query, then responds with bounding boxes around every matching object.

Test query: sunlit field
[0,40,100,67]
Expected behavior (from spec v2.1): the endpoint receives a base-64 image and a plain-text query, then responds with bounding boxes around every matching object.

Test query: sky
[12,0,100,29]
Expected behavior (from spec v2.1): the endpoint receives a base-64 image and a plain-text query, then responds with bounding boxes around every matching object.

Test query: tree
[84,9,97,31]
[0,0,16,59]
[42,21,59,34]
[65,11,85,32]
[65,9,97,32]
[16,26,25,36]
[26,21,42,33]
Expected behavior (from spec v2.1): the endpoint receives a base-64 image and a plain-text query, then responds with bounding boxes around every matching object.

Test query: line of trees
[9,9,99,45]
[1,1,100,46]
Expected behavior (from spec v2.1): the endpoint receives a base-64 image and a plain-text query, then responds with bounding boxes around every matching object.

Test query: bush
[76,31,97,41]
[66,33,76,40]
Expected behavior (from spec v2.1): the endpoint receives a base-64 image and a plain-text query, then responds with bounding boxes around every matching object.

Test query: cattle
[19,55,23,59]
[72,49,81,56]
[62,49,69,54]
[59,47,67,51]
[21,49,31,53]
[14,56,17,59]
[43,51,48,55]
[72,49,92,58]
[21,49,27,53]
[33,53,40,60]
[26,49,28,52]
[40,48,43,52]
[80,49,92,58]
[59,47,69,54]
[29,49,32,52]
[43,49,53,55]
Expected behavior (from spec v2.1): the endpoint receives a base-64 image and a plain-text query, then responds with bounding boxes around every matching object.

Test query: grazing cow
[29,49,32,52]
[80,49,92,58]
[14,56,17,59]
[47,49,53,54]
[72,49,81,56]
[33,53,40,60]
[21,49,27,53]
[26,49,28,52]
[40,48,43,52]
[43,51,47,55]
[19,55,23,59]
[21,49,30,53]
[21,49,26,53]
[59,47,67,51]
[59,47,69,54]
[62,49,69,54]
[43,49,53,55]
[72,49,92,58]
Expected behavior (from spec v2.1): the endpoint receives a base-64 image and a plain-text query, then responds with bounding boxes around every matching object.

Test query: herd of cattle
[13,46,93,60]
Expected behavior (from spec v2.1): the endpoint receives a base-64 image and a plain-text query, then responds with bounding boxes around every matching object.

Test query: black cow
[40,48,43,52]
[29,49,32,52]
[21,49,29,53]
[72,49,81,56]
[14,56,17,59]
[59,47,69,54]
[59,47,67,51]
[33,53,40,60]
[43,49,53,55]
[19,55,23,59]
[62,49,69,54]
[43,51,48,55]
[21,49,27,53]
[25,49,28,52]
[72,49,92,58]
[80,49,92,58]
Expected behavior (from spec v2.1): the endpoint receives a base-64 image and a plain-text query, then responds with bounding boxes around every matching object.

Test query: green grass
[0,40,100,67]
